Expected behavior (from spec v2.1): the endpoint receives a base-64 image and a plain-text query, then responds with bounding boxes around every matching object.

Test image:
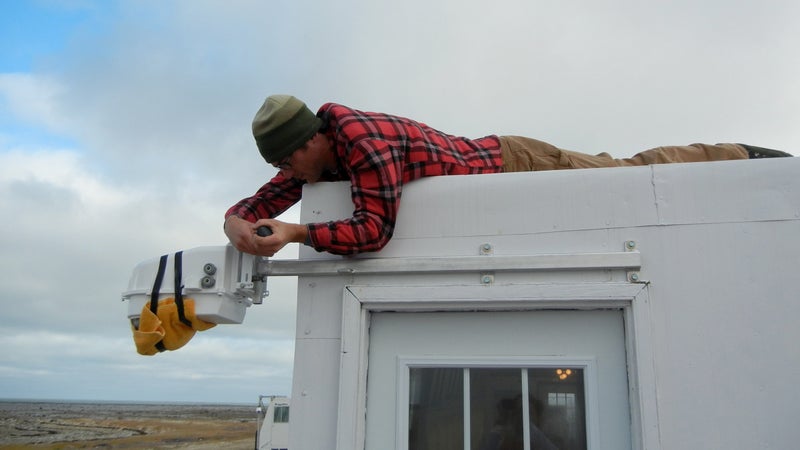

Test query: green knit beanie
[252,95,322,164]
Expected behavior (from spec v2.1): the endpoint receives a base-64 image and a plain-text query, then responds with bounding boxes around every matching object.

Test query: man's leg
[613,143,748,166]
[500,136,758,172]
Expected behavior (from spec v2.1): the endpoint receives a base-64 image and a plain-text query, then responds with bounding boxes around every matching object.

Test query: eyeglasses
[273,141,309,171]
[273,155,292,171]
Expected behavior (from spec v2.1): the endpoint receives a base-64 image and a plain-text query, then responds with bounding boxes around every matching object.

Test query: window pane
[529,368,586,450]
[409,366,588,450]
[409,367,464,450]
[470,368,523,450]
[273,405,289,423]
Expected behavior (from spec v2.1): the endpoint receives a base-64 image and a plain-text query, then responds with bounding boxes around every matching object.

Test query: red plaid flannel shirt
[226,103,503,255]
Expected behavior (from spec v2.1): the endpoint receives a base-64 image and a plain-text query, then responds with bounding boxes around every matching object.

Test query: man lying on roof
[224,95,792,256]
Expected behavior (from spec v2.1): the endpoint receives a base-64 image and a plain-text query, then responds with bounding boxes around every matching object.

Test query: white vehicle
[124,157,800,449]
[256,395,290,450]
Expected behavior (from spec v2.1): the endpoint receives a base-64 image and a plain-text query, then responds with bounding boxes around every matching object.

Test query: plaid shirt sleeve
[306,138,403,255]
[225,172,305,221]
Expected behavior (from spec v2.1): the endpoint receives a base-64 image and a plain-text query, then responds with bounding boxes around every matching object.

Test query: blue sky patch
[0,1,116,72]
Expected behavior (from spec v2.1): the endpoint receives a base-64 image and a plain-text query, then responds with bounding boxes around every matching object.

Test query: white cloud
[0,330,294,402]
[0,148,136,207]
[0,73,68,133]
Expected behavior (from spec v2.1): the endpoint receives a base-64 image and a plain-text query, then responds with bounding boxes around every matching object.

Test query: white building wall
[288,158,800,449]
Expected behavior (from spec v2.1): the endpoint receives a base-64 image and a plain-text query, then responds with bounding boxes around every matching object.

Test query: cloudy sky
[1,0,798,404]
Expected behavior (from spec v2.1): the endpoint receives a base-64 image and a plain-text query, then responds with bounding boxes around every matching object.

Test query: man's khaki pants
[500,136,748,172]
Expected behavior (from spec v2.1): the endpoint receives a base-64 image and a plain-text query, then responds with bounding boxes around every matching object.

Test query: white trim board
[335,281,660,450]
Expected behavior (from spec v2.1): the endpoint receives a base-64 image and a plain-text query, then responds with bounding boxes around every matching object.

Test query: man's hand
[224,216,308,257]
[250,218,308,256]
[224,215,258,254]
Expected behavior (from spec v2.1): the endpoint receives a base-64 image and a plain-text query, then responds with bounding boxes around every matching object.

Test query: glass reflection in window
[409,366,586,450]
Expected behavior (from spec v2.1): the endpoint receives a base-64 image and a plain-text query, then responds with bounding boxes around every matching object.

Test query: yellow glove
[132,297,216,356]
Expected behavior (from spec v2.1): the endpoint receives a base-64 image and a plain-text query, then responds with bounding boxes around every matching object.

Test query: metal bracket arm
[258,250,641,278]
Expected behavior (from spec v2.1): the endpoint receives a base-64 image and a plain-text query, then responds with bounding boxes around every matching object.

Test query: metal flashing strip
[259,250,641,277]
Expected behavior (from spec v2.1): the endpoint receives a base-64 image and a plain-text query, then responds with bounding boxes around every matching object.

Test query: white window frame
[335,282,660,450]
[397,356,599,450]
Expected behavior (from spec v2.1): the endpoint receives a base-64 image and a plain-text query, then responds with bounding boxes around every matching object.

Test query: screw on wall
[624,241,645,282]
[480,244,494,284]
